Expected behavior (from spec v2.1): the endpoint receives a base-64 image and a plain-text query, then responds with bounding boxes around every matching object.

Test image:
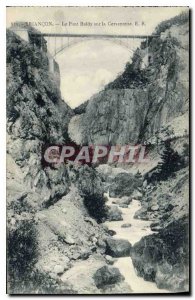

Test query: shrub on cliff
[7,219,38,292]
[157,141,182,180]
[7,215,76,294]
[148,141,185,182]
[9,269,77,294]
[83,193,108,223]
[106,62,148,89]
[154,11,189,36]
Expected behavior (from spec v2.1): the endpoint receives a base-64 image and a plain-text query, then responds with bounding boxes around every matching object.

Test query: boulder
[131,218,189,292]
[105,255,117,265]
[150,204,159,211]
[79,248,91,260]
[64,235,75,245]
[97,238,107,250]
[121,196,132,205]
[164,203,174,212]
[101,225,117,236]
[131,190,143,200]
[107,229,116,236]
[105,238,132,257]
[93,265,124,288]
[107,206,123,221]
[119,204,128,208]
[112,196,132,206]
[134,207,149,220]
[121,223,132,228]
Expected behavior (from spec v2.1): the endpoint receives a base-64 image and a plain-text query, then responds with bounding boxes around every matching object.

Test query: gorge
[7,11,189,294]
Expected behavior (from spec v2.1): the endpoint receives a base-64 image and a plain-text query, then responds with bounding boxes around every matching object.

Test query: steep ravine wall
[7,28,75,206]
[7,29,124,294]
[69,13,189,146]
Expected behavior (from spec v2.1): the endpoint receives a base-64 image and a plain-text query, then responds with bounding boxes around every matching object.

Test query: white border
[2,0,193,7]
[0,0,193,299]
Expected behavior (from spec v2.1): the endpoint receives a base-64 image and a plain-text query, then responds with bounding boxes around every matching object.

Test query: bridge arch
[48,36,138,58]
[27,32,158,73]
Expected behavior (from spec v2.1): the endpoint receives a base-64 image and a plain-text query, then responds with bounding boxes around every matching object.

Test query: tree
[157,141,181,180]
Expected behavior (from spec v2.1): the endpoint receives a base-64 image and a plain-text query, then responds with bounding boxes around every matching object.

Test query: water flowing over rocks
[131,166,189,292]
[96,164,143,198]
[104,193,169,293]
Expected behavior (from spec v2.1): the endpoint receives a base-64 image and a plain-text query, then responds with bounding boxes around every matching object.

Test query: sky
[7,7,188,108]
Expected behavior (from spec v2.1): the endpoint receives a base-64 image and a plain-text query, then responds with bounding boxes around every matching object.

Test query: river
[104,193,169,293]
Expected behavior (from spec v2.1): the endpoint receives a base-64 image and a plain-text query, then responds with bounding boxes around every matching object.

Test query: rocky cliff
[7,28,130,294]
[7,28,75,206]
[69,12,189,145]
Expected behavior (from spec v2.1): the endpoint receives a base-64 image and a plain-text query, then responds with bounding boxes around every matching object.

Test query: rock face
[105,238,132,257]
[93,265,124,288]
[109,173,142,198]
[73,165,107,222]
[7,28,74,208]
[69,13,189,145]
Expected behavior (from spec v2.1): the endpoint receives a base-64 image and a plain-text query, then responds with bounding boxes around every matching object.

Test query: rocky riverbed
[104,193,169,293]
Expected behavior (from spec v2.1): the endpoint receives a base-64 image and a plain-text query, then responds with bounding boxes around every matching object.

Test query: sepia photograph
[6,5,190,295]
